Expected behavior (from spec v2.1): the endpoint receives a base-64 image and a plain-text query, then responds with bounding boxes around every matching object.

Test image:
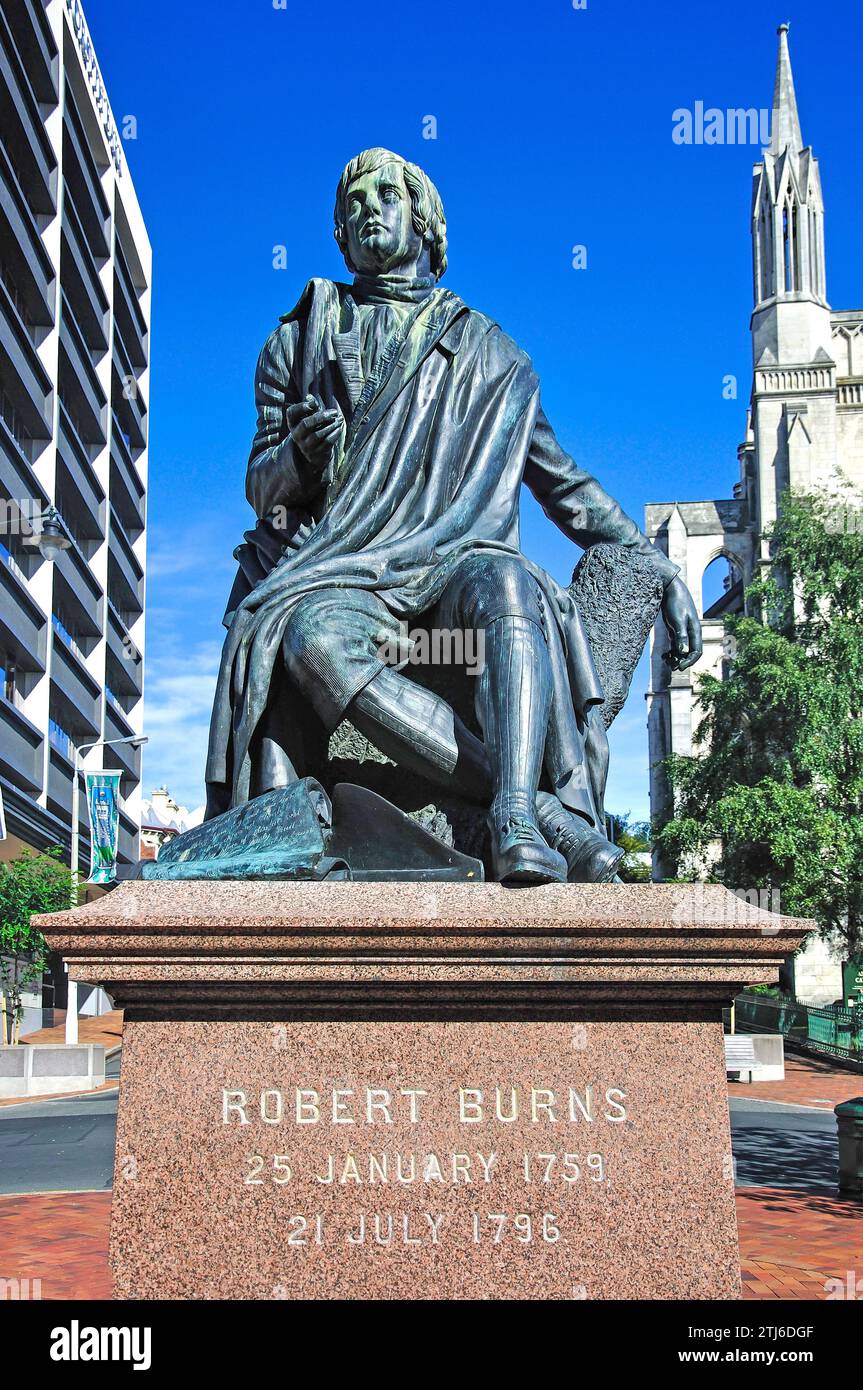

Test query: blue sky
[85,0,862,818]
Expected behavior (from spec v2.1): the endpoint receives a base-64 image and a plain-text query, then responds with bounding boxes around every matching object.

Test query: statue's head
[334,148,448,281]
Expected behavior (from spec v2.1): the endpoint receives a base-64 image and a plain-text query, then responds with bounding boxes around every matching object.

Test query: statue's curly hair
[333,148,448,281]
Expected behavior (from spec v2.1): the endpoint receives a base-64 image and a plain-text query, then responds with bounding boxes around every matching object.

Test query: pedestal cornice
[38,880,812,1021]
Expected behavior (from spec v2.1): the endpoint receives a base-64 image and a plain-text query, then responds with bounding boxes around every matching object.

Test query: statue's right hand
[286,396,343,471]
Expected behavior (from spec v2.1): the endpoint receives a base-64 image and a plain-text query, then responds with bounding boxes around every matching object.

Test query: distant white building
[139,786,203,860]
[646,25,863,868]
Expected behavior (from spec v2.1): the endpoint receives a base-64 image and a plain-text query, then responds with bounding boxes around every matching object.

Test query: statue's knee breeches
[438,553,547,635]
[282,588,392,730]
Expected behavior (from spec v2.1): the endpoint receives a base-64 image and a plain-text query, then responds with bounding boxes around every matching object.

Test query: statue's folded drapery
[205,278,677,817]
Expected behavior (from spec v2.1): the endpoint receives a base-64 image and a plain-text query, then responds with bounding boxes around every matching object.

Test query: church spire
[769,23,803,156]
[751,25,830,345]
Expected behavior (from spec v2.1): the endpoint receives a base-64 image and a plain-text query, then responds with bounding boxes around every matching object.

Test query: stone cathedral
[645,25,863,893]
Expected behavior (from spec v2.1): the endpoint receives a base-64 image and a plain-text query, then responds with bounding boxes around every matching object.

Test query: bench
[724,1032,785,1082]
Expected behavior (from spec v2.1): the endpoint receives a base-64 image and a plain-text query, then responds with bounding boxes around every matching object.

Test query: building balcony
[109,421,145,535]
[106,697,133,739]
[1,774,84,862]
[50,631,101,740]
[0,695,43,795]
[118,808,139,866]
[57,402,105,542]
[105,702,141,785]
[106,605,142,699]
[53,538,102,643]
[59,297,106,447]
[57,530,102,611]
[0,553,47,674]
[0,276,53,442]
[111,337,147,450]
[0,411,47,511]
[108,511,144,616]
[0,14,57,216]
[5,0,58,105]
[61,191,109,353]
[105,682,135,722]
[120,811,142,865]
[0,137,55,326]
[46,747,73,823]
[113,253,148,371]
[46,747,89,838]
[62,96,110,260]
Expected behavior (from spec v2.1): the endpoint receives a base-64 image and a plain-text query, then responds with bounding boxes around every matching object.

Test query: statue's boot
[536,791,624,884]
[477,617,567,885]
[350,667,492,802]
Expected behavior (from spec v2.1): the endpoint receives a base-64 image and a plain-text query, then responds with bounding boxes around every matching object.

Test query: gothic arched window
[759,205,770,300]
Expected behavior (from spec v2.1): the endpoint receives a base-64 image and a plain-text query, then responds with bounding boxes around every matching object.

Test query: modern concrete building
[645,26,863,872]
[0,0,150,875]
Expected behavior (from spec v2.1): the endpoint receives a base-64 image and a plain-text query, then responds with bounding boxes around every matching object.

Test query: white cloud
[139,509,244,808]
[140,639,222,810]
[147,516,240,583]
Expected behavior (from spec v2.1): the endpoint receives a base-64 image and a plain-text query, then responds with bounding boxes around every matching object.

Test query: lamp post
[32,505,71,562]
[24,504,71,562]
[23,508,147,1042]
[66,736,148,1044]
[23,507,72,1038]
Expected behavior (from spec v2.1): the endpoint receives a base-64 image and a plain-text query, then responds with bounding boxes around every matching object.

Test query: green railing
[734,991,863,1063]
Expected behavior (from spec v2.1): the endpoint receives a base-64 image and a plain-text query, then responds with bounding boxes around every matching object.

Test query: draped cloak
[205,278,678,818]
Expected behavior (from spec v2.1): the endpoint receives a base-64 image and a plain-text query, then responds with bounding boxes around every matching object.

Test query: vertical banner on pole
[0,782,6,840]
[86,770,122,883]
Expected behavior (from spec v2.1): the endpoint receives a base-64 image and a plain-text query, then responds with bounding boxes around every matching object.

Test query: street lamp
[22,505,71,563]
[18,506,147,1039]
[66,734,148,1045]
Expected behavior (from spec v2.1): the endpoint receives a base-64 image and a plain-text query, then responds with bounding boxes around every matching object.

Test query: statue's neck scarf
[351,271,436,304]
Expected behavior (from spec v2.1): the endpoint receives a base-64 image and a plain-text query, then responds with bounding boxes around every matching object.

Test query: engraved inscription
[221,1079,627,1252]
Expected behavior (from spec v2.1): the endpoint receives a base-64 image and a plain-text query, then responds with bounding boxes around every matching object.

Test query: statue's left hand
[661,577,703,671]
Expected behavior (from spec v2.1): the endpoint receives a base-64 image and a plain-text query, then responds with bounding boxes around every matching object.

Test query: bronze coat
[205,279,677,814]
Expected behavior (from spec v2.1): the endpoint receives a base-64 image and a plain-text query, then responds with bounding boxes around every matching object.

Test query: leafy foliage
[0,848,73,1040]
[654,493,863,949]
[608,813,652,882]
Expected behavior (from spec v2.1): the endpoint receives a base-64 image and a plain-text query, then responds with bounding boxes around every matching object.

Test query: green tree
[0,848,73,1043]
[654,492,863,951]
[608,813,653,882]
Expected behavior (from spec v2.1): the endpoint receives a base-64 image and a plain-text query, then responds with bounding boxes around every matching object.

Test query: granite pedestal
[40,881,811,1300]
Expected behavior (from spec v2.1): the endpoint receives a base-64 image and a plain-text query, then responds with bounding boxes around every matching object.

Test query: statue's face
[343,161,424,275]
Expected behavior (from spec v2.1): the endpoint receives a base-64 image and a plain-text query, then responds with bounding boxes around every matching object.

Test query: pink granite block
[111,1019,737,1300]
[37,881,811,1301]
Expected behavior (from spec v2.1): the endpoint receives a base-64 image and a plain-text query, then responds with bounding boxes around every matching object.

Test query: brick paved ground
[0,1048,857,1300]
[730,1051,862,1297]
[1,1187,858,1301]
[728,1051,863,1109]
[738,1186,863,1300]
[0,1192,111,1299]
[20,1009,124,1050]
